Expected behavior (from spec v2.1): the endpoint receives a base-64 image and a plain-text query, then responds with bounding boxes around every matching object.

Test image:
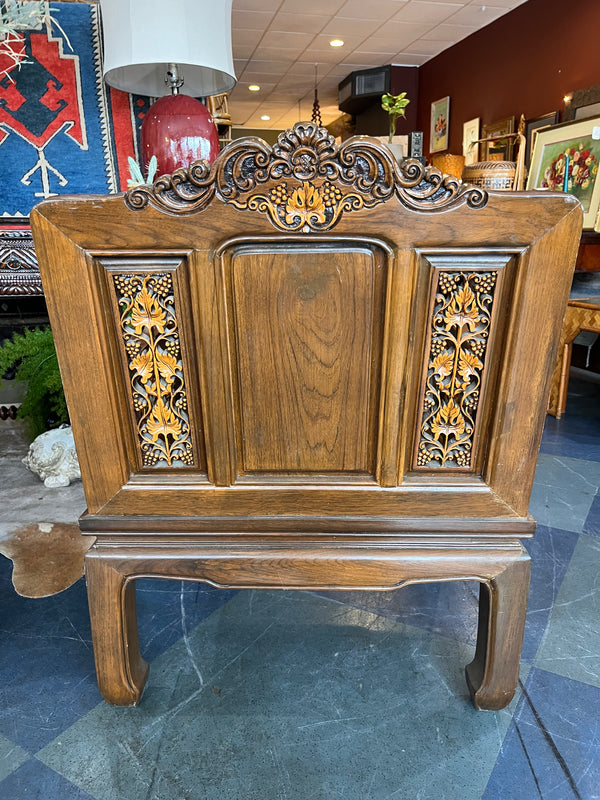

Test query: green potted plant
[381,92,410,161]
[0,326,68,440]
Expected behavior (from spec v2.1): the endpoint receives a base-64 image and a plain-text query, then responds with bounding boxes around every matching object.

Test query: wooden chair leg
[85,552,149,706]
[465,551,531,710]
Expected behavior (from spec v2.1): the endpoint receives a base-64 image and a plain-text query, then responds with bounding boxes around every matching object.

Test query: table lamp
[99,0,236,175]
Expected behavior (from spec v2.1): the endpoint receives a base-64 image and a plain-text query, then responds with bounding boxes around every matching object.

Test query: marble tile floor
[0,376,599,800]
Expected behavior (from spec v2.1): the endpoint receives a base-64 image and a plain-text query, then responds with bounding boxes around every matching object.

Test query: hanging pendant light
[311,63,322,126]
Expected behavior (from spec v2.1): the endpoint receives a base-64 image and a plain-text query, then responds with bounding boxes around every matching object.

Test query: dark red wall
[417,0,600,156]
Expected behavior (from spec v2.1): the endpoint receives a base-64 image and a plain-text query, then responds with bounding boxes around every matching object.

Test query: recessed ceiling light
[260,115,271,121]
[329,39,344,47]
[248,84,260,92]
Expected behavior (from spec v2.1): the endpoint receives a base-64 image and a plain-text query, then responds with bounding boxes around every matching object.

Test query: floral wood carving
[114,272,194,468]
[415,270,498,470]
[126,122,487,231]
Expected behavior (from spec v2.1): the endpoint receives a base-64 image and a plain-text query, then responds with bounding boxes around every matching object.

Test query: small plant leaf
[146,155,158,183]
[127,156,145,187]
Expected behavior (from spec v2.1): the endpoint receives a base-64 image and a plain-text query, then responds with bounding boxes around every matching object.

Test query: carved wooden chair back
[31,123,582,709]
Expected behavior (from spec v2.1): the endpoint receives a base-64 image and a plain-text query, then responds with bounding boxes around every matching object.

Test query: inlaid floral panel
[415,270,498,470]
[113,272,194,468]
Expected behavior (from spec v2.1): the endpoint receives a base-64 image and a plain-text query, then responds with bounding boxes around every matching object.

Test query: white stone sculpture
[23,425,81,488]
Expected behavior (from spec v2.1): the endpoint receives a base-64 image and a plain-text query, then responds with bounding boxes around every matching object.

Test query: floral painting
[430,96,450,153]
[537,138,599,211]
[527,117,600,229]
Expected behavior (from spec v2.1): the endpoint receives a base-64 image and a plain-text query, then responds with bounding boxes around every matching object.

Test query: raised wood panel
[226,243,386,477]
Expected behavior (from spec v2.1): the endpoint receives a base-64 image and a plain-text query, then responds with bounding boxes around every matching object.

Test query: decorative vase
[141,94,220,175]
[431,154,466,180]
[386,142,405,162]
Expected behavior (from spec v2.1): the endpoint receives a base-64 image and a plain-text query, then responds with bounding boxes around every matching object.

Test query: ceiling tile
[242,59,291,76]
[400,38,450,55]
[391,53,430,65]
[259,30,315,49]
[254,100,301,110]
[342,50,397,66]
[288,61,325,76]
[336,0,407,20]
[268,12,330,35]
[252,45,307,61]
[227,98,262,111]
[466,0,526,6]
[279,0,346,13]
[444,5,509,26]
[232,9,273,29]
[365,20,438,50]
[234,81,277,93]
[233,0,282,11]
[232,28,264,46]
[308,32,371,51]
[300,47,350,64]
[381,19,438,38]
[324,63,364,78]
[432,22,479,38]
[274,76,317,91]
[392,1,464,24]
[232,44,256,60]
[320,17,383,38]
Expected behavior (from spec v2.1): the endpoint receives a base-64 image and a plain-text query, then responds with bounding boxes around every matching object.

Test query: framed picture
[576,102,600,120]
[525,111,559,169]
[563,84,600,122]
[430,96,450,153]
[462,117,480,165]
[526,116,600,230]
[481,117,515,161]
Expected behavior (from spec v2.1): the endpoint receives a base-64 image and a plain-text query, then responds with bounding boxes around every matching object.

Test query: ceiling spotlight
[261,114,271,120]
[248,84,260,91]
[329,39,344,47]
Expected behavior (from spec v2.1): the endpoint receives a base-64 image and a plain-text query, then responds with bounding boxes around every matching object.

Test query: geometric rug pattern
[0,2,143,218]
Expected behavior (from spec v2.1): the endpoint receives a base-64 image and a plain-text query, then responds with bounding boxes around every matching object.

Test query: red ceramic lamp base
[141,94,220,175]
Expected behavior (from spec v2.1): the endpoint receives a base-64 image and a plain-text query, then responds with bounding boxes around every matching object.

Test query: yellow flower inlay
[443,285,479,331]
[458,350,483,383]
[431,351,454,378]
[130,286,167,334]
[430,399,466,441]
[285,181,326,226]
[146,397,183,443]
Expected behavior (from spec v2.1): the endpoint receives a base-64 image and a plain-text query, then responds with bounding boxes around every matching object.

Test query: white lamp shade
[100,0,236,97]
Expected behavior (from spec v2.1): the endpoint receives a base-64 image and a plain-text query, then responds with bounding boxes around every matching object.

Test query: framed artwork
[481,117,515,161]
[526,116,600,230]
[462,117,480,165]
[576,102,600,120]
[525,111,559,169]
[430,96,450,153]
[563,84,600,122]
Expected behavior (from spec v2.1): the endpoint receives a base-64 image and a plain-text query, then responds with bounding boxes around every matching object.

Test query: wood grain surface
[31,124,583,709]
